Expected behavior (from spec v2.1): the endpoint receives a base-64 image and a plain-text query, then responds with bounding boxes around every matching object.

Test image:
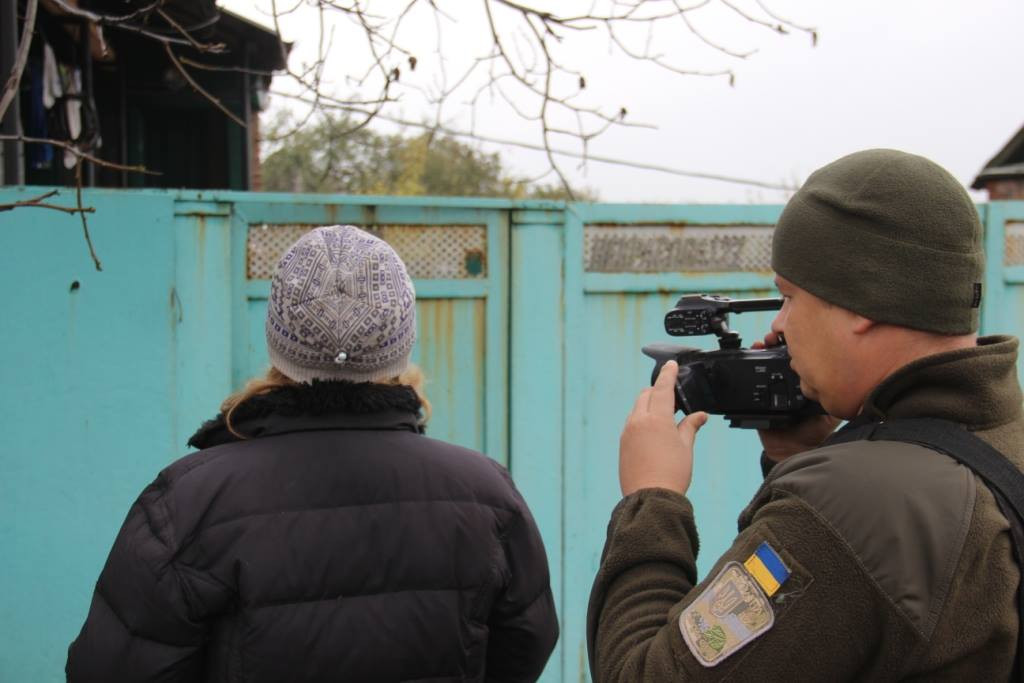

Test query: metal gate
[174,196,511,461]
[2,186,1023,682]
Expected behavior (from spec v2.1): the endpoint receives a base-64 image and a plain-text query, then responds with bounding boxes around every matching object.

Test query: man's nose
[770,309,785,335]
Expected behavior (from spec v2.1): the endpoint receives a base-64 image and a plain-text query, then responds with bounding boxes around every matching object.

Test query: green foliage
[260,113,595,200]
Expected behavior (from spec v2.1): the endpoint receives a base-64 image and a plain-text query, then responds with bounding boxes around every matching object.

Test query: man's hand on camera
[754,331,783,349]
[619,360,709,497]
[752,332,840,462]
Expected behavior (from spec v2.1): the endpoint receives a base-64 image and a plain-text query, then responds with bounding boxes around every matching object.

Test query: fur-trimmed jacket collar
[188,380,424,450]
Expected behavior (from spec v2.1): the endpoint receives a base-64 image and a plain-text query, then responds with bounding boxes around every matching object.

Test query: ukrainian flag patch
[743,541,790,597]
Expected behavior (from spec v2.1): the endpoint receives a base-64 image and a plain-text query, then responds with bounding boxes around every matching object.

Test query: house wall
[986,178,1024,200]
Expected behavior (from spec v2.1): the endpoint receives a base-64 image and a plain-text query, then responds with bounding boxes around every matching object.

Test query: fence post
[509,206,567,682]
[172,196,237,449]
[983,200,1024,391]
[560,205,589,682]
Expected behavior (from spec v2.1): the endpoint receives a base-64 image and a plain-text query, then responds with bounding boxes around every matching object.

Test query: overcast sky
[223,1,1024,203]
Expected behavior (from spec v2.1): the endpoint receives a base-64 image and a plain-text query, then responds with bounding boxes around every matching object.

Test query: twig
[74,161,103,271]
[0,0,39,123]
[0,134,159,174]
[0,188,103,271]
[518,6,574,195]
[0,200,94,213]
[676,0,755,58]
[156,8,226,54]
[43,0,206,47]
[0,189,88,212]
[44,0,163,25]
[178,56,277,77]
[163,44,246,128]
[754,0,818,44]
[719,0,787,34]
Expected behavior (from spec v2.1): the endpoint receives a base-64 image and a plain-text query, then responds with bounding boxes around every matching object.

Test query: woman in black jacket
[66,225,559,682]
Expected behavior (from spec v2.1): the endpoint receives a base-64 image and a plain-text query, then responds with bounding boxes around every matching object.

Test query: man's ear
[851,314,876,335]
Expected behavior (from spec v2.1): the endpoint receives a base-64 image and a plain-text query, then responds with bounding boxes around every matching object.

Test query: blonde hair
[221,364,432,439]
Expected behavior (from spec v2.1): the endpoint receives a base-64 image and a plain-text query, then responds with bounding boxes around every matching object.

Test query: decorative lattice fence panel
[247,223,488,279]
[584,224,774,273]
[1005,222,1024,266]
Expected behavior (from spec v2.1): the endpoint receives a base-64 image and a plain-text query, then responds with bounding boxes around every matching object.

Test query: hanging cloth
[42,42,61,109]
[63,68,83,169]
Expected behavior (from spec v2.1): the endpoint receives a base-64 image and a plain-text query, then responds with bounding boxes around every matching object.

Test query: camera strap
[828,417,1024,681]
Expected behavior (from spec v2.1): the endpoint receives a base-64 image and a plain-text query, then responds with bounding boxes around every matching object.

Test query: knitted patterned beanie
[266,225,417,383]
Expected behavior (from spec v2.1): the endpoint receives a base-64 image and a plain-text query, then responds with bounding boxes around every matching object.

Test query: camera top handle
[665,295,783,350]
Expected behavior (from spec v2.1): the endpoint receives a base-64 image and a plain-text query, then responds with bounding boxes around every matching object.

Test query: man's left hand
[619,361,709,497]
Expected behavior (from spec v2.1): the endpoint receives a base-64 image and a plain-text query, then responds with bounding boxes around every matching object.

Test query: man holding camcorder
[587,149,1024,681]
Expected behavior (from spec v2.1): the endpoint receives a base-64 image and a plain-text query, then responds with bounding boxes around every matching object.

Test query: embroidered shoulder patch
[680,543,790,667]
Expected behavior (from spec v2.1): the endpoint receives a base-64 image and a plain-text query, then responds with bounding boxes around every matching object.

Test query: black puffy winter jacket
[66,381,559,682]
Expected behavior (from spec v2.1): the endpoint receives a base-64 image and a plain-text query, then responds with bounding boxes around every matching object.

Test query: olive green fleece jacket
[588,335,1024,682]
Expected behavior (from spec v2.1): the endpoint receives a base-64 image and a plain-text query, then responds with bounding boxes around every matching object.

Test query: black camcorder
[643,294,825,429]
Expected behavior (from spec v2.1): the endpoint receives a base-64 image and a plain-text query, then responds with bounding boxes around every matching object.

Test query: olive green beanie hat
[771,148,984,334]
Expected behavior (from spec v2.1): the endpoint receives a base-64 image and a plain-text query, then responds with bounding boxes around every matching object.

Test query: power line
[268,92,796,192]
[372,114,796,192]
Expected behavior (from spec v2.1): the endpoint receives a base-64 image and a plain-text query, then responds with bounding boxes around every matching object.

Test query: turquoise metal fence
[2,186,1022,682]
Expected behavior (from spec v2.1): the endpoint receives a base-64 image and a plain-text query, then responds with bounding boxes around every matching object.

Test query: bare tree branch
[43,0,207,47]
[0,134,160,174]
[754,0,818,44]
[44,0,163,26]
[720,0,787,34]
[676,0,755,59]
[0,0,39,123]
[0,186,102,272]
[0,189,91,213]
[75,160,103,271]
[178,56,276,77]
[156,8,226,54]
[254,0,816,197]
[164,44,246,128]
[4,0,814,208]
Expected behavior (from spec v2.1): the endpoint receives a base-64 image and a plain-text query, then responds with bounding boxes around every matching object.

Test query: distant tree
[261,113,595,200]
